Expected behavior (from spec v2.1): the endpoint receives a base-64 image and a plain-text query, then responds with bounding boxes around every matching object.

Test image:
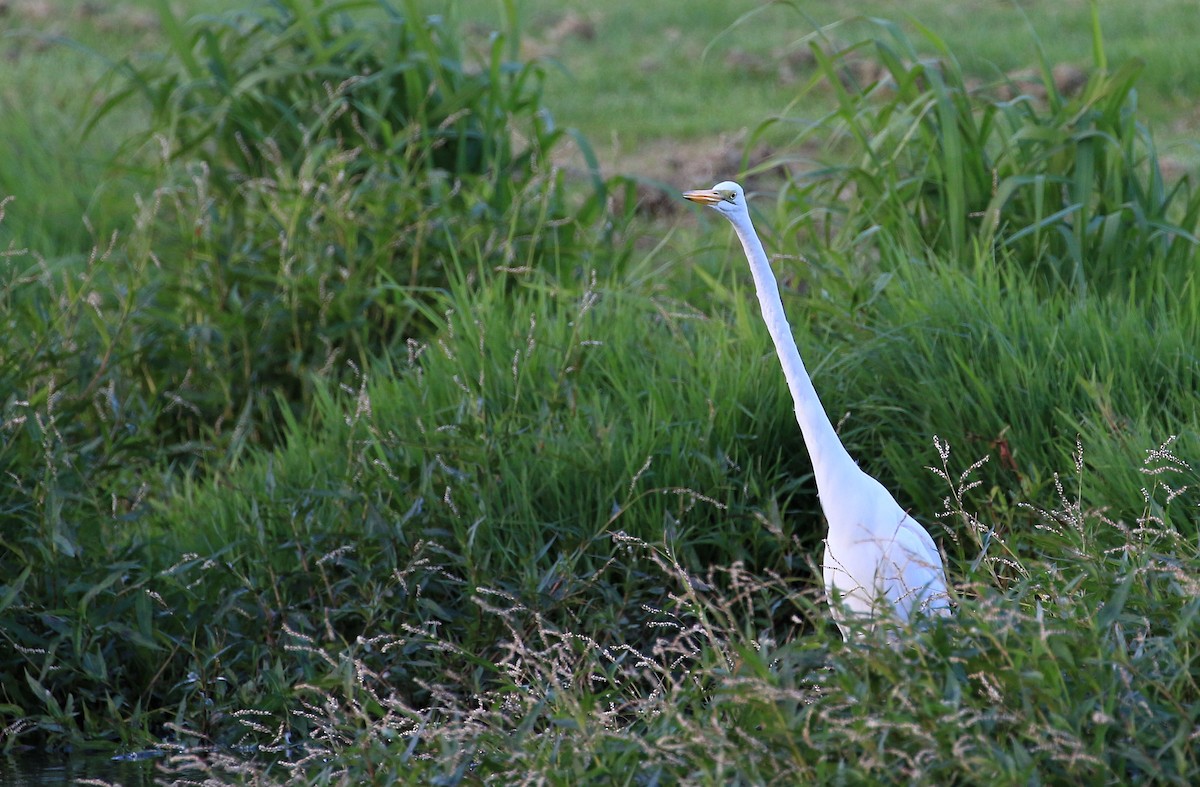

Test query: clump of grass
[0,0,620,751]
[0,250,804,750]
[758,8,1200,297]
[79,0,612,451]
[137,438,1200,784]
[0,2,624,626]
[722,4,1200,553]
[92,0,561,191]
[827,245,1200,542]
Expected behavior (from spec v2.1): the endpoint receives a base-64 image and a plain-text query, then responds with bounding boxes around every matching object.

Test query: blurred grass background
[441,0,1200,153]
[3,0,1199,254]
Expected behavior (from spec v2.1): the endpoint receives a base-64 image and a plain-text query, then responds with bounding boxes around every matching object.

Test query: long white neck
[728,211,858,491]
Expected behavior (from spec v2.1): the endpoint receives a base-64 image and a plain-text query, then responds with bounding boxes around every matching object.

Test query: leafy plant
[80,0,614,449]
[122,442,1200,784]
[1,0,620,750]
[759,8,1200,297]
[96,0,544,190]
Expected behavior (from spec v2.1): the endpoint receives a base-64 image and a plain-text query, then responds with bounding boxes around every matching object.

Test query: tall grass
[79,0,612,451]
[1,0,619,752]
[740,5,1200,548]
[757,10,1200,298]
[9,233,1195,777]
[2,1,1198,782]
[0,13,158,257]
[78,350,1199,782]
[837,250,1200,533]
[94,0,522,180]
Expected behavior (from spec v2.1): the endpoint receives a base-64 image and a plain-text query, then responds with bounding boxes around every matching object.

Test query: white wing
[821,470,950,636]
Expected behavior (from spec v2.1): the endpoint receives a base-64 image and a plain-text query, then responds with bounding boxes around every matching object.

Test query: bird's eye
[725,193,737,203]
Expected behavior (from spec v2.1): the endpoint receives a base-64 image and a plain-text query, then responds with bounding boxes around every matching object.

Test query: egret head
[682,180,748,221]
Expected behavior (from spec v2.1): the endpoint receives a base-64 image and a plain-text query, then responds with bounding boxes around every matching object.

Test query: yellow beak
[682,189,723,206]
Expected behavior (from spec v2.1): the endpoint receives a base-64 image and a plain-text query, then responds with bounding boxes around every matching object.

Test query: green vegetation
[764,16,1200,294]
[1,0,1198,783]
[440,0,1200,153]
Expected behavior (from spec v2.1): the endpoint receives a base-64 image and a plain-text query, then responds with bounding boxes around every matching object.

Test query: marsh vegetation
[1,1,1197,783]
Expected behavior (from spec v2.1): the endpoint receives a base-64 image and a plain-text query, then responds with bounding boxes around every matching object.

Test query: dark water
[0,752,159,785]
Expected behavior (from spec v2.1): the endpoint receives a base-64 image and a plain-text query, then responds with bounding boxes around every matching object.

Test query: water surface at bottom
[0,752,158,785]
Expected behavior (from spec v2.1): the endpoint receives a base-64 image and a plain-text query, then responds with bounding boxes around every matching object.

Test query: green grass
[1,0,1199,783]
[0,0,242,254]
[439,0,1200,157]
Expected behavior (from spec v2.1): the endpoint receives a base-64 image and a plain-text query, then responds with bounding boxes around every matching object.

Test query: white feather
[684,180,951,638]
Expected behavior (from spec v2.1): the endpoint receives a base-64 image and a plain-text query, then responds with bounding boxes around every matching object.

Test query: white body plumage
[683,180,950,638]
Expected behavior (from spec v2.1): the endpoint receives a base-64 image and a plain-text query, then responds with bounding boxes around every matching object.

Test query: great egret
[683,181,950,638]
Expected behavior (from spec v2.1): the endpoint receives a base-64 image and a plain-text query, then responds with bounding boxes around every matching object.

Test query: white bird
[683,181,951,638]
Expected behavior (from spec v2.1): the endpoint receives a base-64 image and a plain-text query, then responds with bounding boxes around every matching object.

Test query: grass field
[451,0,1200,143]
[2,0,1198,783]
